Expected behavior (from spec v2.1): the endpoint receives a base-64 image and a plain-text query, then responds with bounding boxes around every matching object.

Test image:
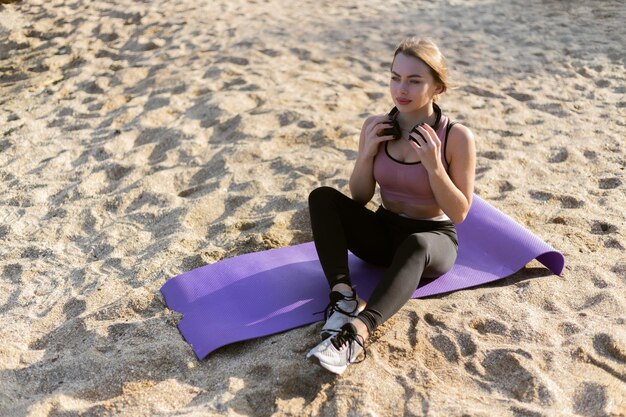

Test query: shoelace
[331,324,367,364]
[316,290,359,321]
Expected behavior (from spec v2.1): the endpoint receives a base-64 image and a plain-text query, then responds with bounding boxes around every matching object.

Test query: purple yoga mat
[161,195,564,359]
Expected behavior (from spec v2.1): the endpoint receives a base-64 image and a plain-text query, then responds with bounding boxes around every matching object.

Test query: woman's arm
[349,115,394,205]
[412,123,476,224]
[428,124,476,223]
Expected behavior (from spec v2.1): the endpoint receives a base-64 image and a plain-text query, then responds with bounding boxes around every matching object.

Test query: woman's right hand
[359,114,395,159]
[350,114,395,204]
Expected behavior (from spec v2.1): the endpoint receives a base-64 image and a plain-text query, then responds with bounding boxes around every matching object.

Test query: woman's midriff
[381,197,446,220]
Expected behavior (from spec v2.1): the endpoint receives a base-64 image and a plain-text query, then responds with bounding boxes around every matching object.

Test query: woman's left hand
[409,124,443,173]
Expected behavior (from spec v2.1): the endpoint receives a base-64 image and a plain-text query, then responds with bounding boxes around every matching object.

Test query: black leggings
[309,186,458,334]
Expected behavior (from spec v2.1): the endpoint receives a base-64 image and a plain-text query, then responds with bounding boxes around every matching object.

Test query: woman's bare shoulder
[448,122,474,142]
[447,123,476,154]
[447,122,476,161]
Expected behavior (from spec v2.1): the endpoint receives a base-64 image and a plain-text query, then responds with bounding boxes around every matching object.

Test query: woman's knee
[395,234,431,267]
[401,233,456,276]
[308,186,340,206]
[401,233,430,253]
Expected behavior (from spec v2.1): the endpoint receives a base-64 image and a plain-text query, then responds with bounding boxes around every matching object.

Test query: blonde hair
[392,38,449,101]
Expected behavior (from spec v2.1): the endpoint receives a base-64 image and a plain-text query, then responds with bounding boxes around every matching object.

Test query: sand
[1,0,625,415]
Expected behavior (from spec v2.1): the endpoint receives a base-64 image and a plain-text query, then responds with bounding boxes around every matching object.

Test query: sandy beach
[1,0,625,415]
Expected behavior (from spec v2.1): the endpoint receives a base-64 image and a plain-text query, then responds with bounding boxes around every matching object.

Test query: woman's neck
[397,103,436,131]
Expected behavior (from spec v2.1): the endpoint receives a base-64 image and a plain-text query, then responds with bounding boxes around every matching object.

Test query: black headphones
[379,103,442,144]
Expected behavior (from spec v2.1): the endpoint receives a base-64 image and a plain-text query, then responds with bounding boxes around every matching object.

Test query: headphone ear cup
[391,119,401,140]
[379,107,401,139]
[379,120,401,140]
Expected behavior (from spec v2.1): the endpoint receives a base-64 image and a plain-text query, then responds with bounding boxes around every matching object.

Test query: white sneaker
[307,323,366,375]
[320,290,361,340]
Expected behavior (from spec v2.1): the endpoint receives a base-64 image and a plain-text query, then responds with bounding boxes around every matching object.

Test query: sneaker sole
[307,354,347,375]
[319,361,347,375]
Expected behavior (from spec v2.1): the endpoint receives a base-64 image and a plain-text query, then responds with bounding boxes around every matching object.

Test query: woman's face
[389,53,441,112]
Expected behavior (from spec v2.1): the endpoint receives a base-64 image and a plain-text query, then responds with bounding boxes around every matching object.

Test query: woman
[306,38,476,374]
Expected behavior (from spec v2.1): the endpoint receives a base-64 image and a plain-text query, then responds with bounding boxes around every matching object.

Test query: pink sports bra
[373,113,455,207]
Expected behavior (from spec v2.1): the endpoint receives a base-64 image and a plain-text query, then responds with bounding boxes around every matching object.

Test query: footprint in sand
[0,224,9,239]
[573,382,608,417]
[259,48,281,57]
[590,221,617,235]
[610,261,625,279]
[422,313,479,362]
[481,349,554,405]
[0,264,21,314]
[20,246,54,259]
[277,110,300,126]
[558,322,581,337]
[366,92,385,100]
[548,147,568,163]
[528,102,570,118]
[404,311,419,348]
[79,80,105,95]
[63,297,87,319]
[297,120,316,129]
[576,292,623,314]
[604,238,624,250]
[290,47,311,61]
[590,274,609,289]
[125,191,170,213]
[462,85,504,99]
[549,215,569,225]
[177,183,219,199]
[507,92,535,102]
[95,49,122,61]
[144,95,170,111]
[217,56,249,66]
[583,150,597,160]
[469,318,509,336]
[478,150,505,160]
[223,77,247,89]
[455,332,477,357]
[71,147,112,167]
[133,127,188,164]
[0,65,29,84]
[212,115,243,141]
[423,312,447,329]
[86,100,103,111]
[595,79,611,88]
[429,334,459,363]
[499,180,515,193]
[104,163,133,182]
[593,333,626,364]
[0,138,14,153]
[558,195,584,209]
[529,190,553,202]
[95,31,119,43]
[509,405,545,417]
[185,100,222,128]
[599,177,622,189]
